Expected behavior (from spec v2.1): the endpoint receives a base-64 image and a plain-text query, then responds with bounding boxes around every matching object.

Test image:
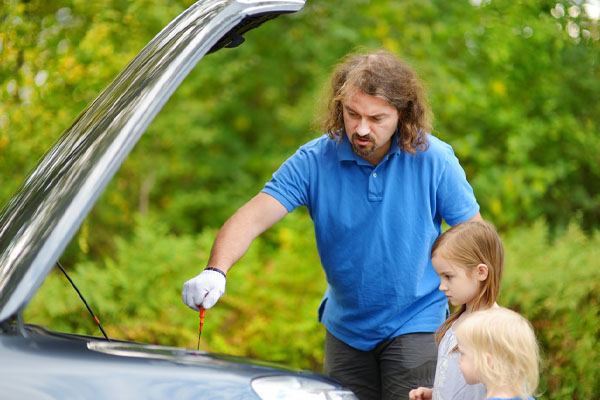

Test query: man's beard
[350,133,376,157]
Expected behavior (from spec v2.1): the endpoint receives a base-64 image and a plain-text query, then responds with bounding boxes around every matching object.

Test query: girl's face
[456,339,480,385]
[432,254,487,312]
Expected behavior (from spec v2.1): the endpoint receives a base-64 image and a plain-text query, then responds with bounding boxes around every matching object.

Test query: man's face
[342,90,399,165]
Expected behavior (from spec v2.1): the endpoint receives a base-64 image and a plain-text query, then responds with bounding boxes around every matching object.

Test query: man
[182,50,482,400]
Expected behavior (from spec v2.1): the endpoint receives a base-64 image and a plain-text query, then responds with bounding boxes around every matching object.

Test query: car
[0,1,358,398]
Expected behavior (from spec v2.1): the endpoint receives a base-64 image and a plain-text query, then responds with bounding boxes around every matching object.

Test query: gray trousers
[323,330,437,400]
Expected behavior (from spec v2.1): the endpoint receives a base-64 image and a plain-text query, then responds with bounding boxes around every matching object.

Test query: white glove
[182,268,226,311]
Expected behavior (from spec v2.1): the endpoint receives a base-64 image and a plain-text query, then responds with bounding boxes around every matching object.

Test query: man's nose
[356,118,370,136]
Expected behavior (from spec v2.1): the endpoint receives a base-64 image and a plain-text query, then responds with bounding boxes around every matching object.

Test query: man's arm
[447,211,482,228]
[182,192,288,310]
[207,192,289,274]
[465,211,483,222]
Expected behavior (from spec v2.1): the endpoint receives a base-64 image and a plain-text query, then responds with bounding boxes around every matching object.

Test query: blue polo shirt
[262,133,479,350]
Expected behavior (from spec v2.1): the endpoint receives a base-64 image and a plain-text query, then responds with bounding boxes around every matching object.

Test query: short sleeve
[436,150,479,225]
[261,147,311,213]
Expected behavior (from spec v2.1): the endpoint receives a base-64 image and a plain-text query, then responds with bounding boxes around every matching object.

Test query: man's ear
[476,263,489,281]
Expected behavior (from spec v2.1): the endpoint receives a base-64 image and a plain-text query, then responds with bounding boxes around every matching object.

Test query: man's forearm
[206,212,258,274]
[205,192,288,274]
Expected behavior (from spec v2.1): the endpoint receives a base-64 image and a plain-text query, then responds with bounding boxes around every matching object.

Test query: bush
[25,215,599,396]
[25,210,327,371]
[500,221,600,399]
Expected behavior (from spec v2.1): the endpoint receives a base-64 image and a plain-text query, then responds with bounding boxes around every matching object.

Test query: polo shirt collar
[336,131,402,166]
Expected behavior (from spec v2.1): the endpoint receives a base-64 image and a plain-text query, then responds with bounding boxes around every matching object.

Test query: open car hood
[0,0,305,322]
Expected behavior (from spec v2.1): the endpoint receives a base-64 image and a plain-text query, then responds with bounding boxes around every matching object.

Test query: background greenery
[1,0,598,398]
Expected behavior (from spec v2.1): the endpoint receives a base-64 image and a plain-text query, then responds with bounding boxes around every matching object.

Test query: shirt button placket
[368,170,382,201]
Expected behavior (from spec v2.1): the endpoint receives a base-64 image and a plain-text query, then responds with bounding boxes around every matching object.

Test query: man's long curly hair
[320,50,432,154]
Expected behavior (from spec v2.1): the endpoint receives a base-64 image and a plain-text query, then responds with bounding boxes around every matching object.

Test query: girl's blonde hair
[432,220,504,343]
[454,307,540,399]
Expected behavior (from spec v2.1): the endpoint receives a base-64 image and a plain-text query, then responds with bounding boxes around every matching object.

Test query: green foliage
[3,0,598,259]
[25,211,327,370]
[500,221,600,399]
[25,215,600,397]
[25,214,204,343]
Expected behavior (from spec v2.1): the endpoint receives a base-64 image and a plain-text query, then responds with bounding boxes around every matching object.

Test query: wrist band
[204,267,227,278]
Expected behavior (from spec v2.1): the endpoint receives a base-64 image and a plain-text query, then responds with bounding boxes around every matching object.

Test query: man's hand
[408,387,433,400]
[182,269,226,311]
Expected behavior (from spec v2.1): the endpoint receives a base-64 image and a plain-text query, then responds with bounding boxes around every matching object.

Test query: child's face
[432,255,484,311]
[456,339,480,385]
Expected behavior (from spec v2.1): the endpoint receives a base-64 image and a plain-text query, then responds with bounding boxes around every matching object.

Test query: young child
[409,220,504,400]
[454,307,540,400]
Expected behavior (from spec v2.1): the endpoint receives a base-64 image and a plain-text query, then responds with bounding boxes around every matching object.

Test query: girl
[409,220,504,400]
[454,307,540,400]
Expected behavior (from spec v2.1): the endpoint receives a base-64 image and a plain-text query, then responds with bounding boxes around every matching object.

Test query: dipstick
[197,306,206,350]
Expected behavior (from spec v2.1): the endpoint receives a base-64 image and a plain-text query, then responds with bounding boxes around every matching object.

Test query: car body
[0,1,357,398]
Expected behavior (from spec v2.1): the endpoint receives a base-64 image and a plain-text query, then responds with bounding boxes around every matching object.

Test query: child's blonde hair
[432,220,504,343]
[454,307,540,399]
